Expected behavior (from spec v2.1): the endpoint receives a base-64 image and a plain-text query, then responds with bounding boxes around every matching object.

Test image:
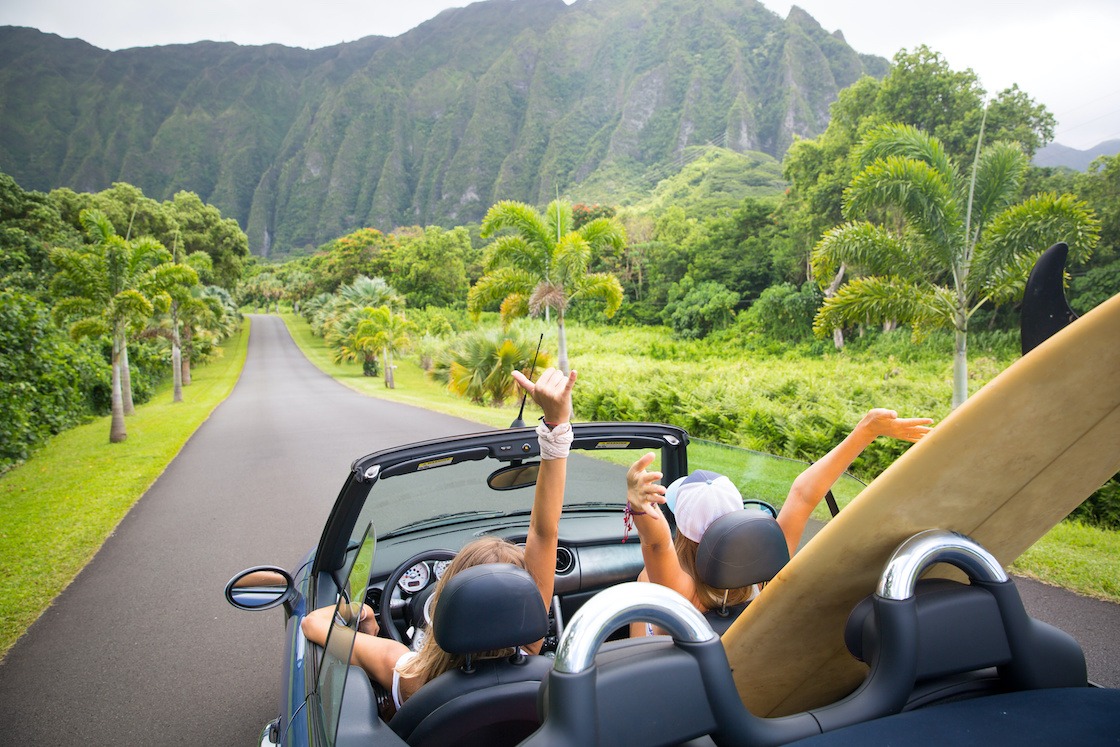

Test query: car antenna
[510,333,544,428]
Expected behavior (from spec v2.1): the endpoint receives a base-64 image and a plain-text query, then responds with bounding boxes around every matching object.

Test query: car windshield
[366,449,642,537]
[352,435,865,539]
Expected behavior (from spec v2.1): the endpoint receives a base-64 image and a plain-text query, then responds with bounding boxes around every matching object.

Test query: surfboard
[722,288,1120,717]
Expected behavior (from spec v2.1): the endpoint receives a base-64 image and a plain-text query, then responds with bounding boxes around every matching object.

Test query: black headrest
[433,563,548,654]
[695,511,789,590]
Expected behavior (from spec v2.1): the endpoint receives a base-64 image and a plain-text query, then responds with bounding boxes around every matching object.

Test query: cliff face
[0,0,886,257]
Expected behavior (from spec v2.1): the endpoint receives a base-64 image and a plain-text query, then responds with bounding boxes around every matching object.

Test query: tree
[355,306,414,389]
[811,123,1099,408]
[431,328,554,406]
[784,48,1057,341]
[1071,153,1120,312]
[147,247,206,402]
[663,277,741,339]
[388,226,471,308]
[468,200,625,373]
[49,210,180,442]
[165,191,249,290]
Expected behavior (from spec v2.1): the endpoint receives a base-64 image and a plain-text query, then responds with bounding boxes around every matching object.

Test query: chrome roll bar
[877,529,1009,601]
[552,582,716,674]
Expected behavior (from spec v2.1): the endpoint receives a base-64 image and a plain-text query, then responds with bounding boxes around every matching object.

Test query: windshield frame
[310,422,689,577]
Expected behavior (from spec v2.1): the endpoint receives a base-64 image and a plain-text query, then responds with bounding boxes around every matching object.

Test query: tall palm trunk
[181,324,193,385]
[172,308,183,403]
[952,324,968,410]
[556,312,569,375]
[120,338,135,415]
[825,265,847,351]
[110,336,127,443]
[384,346,396,389]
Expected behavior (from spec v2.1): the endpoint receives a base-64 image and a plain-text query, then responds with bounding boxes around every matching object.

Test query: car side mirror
[487,461,540,490]
[224,566,295,611]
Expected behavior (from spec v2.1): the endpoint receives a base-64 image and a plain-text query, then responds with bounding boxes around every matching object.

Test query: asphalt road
[0,315,486,745]
[1,314,1116,745]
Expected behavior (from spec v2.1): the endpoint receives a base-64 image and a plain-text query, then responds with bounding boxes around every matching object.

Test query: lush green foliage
[0,292,108,470]
[0,170,243,456]
[663,278,740,339]
[811,123,1099,407]
[430,327,553,406]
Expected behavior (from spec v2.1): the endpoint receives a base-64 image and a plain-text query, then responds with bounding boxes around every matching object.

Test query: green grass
[281,313,1120,603]
[280,312,515,430]
[0,323,251,657]
[1012,521,1120,601]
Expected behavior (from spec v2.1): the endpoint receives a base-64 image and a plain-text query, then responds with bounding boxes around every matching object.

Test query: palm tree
[50,210,177,442]
[355,306,414,389]
[431,329,554,406]
[812,123,1099,408]
[468,200,625,373]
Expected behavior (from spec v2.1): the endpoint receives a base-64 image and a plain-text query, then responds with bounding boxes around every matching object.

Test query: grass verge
[280,312,513,429]
[281,313,1120,603]
[0,323,251,657]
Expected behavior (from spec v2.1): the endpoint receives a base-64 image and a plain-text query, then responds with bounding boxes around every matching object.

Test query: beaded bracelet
[622,503,646,543]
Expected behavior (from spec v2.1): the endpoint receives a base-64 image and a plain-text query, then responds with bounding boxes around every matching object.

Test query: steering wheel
[379,549,456,647]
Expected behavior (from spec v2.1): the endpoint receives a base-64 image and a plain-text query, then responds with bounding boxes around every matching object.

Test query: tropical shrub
[430,328,553,406]
[0,291,108,470]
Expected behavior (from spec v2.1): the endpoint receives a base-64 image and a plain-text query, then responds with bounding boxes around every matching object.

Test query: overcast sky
[1,0,1117,150]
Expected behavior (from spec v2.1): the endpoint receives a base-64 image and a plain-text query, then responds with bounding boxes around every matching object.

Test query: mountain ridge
[0,0,887,257]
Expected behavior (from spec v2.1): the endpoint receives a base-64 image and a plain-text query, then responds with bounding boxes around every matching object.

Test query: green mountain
[0,0,886,258]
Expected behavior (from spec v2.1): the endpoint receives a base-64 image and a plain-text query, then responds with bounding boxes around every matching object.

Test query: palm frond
[812,275,951,337]
[844,156,962,250]
[969,142,1028,233]
[811,221,923,281]
[546,200,574,240]
[480,201,551,247]
[483,235,548,277]
[577,217,627,252]
[856,123,957,184]
[975,192,1100,304]
[552,233,591,281]
[568,272,624,318]
[467,267,537,313]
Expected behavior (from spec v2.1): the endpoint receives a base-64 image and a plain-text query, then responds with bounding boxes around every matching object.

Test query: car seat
[388,563,552,747]
[694,510,790,634]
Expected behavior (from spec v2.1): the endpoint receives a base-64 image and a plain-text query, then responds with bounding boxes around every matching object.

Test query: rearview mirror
[487,461,540,491]
[224,565,295,611]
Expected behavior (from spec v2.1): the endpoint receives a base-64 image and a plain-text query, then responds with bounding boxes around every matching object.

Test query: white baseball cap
[664,469,744,543]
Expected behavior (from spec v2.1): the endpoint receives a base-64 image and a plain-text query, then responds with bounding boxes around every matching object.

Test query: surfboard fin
[1020,242,1078,355]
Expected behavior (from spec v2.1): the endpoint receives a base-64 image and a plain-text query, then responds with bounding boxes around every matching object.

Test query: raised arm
[511,367,577,620]
[777,408,933,556]
[626,453,699,606]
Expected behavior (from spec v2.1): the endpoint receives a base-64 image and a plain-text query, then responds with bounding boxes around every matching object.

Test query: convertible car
[227,245,1120,746]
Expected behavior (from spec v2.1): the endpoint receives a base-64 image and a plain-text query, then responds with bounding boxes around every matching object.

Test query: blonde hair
[674,532,756,612]
[396,536,529,685]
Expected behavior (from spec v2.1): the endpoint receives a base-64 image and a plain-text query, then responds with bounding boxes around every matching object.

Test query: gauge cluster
[396,558,454,593]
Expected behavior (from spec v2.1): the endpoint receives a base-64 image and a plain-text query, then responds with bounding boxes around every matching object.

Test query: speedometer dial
[397,562,430,593]
[433,559,452,580]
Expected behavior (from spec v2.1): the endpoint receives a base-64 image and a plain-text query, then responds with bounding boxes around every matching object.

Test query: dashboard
[366,510,646,651]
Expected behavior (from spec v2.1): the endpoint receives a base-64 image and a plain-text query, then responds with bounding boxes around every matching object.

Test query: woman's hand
[858,408,934,443]
[627,452,667,514]
[512,367,577,425]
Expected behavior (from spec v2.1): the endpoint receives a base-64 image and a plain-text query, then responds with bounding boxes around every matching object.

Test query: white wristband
[536,421,573,460]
